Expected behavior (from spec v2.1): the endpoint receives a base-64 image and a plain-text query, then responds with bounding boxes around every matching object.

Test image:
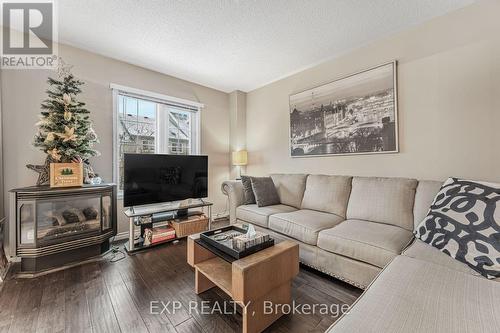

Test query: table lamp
[232,150,248,180]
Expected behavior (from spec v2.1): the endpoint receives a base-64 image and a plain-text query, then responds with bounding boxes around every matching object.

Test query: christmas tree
[33,71,99,162]
[28,61,100,185]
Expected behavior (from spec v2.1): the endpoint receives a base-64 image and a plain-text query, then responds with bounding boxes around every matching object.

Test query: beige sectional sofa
[327,253,500,332]
[222,173,500,332]
[222,174,439,288]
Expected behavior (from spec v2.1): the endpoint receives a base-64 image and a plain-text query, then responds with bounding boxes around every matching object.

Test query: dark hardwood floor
[0,239,362,333]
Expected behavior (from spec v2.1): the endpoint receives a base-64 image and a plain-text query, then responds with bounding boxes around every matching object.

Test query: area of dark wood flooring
[0,239,362,333]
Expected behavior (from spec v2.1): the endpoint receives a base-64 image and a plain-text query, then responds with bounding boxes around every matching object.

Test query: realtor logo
[1,0,57,68]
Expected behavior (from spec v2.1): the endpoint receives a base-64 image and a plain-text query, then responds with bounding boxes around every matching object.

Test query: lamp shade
[232,150,248,166]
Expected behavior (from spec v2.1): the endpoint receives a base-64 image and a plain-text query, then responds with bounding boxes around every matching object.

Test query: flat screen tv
[123,153,208,207]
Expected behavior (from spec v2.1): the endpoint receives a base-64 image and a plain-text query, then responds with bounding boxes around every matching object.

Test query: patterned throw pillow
[415,178,500,279]
[240,175,256,205]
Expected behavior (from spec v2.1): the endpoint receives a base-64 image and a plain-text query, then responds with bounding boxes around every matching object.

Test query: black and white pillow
[415,177,500,279]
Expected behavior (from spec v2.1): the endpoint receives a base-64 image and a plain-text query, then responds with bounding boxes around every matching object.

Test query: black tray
[198,226,274,260]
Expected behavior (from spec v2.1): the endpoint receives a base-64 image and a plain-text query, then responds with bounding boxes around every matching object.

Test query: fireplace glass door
[19,202,36,245]
[36,195,102,246]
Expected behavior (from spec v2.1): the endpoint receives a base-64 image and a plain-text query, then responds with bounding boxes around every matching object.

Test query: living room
[0,0,498,332]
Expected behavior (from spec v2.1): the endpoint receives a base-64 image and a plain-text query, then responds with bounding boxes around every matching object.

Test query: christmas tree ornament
[45,132,55,142]
[58,126,77,142]
[28,59,100,186]
[85,128,98,141]
[56,57,73,78]
[63,110,72,121]
[48,148,62,161]
[71,156,83,163]
[62,93,72,105]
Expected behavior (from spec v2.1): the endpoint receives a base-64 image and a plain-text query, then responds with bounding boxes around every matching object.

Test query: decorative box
[50,162,83,187]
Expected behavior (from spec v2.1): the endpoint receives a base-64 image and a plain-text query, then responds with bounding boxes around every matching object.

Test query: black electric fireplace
[9,184,116,273]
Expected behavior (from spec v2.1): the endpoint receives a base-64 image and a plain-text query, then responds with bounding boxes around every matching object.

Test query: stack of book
[143,225,176,245]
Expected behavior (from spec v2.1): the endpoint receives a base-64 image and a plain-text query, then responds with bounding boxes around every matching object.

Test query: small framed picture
[50,163,83,187]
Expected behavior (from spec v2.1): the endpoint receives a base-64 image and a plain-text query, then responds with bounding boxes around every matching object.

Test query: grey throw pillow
[250,177,280,207]
[240,175,256,205]
[415,177,500,279]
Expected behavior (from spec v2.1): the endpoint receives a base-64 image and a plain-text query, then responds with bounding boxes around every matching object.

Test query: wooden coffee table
[187,235,299,333]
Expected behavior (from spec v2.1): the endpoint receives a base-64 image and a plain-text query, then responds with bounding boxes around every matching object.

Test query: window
[168,109,192,155]
[112,85,203,193]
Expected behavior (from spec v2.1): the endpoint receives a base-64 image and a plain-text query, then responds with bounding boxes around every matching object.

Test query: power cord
[106,236,126,263]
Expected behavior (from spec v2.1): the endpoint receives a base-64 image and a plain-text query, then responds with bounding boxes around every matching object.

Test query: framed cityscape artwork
[289,61,398,157]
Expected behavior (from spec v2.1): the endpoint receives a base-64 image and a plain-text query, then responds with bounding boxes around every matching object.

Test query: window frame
[111,84,204,197]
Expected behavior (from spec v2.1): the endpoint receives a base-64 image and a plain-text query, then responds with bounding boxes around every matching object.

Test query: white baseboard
[113,230,140,241]
[213,212,229,220]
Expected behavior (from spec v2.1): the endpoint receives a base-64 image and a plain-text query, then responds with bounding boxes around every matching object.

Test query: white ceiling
[57,0,474,92]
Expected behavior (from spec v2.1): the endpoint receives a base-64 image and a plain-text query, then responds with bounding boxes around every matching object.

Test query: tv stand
[124,200,213,253]
[176,208,189,219]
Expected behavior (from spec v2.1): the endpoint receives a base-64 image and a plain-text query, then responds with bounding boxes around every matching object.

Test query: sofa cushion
[270,174,308,208]
[317,219,414,268]
[347,177,418,230]
[327,256,500,333]
[415,177,500,279]
[301,175,352,217]
[236,204,296,228]
[406,242,500,280]
[403,239,480,276]
[250,176,280,207]
[413,180,443,229]
[269,209,344,245]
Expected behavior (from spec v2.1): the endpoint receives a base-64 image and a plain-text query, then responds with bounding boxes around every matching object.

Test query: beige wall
[246,1,500,183]
[1,43,230,254]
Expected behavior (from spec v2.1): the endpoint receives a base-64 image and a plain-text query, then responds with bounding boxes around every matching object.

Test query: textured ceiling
[57,0,474,92]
